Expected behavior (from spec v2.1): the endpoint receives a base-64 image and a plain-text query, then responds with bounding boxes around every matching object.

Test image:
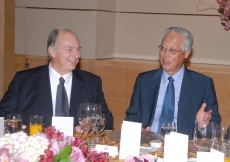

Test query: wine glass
[212,124,230,150]
[193,121,214,152]
[78,103,95,141]
[161,121,176,140]
[93,113,106,144]
[6,114,22,134]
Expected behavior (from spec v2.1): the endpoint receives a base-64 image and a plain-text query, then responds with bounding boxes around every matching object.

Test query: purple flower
[224,20,230,30]
[70,146,85,162]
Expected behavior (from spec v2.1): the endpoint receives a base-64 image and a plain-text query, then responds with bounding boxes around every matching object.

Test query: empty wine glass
[161,121,176,140]
[93,113,106,144]
[6,114,22,134]
[193,121,214,152]
[78,103,95,141]
[212,124,230,150]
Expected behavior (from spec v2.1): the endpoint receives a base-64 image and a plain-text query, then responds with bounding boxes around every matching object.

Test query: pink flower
[224,20,230,30]
[0,148,13,162]
[70,146,85,162]
[125,156,136,162]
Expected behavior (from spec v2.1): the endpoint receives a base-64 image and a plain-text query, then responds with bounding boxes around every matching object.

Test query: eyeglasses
[158,45,182,55]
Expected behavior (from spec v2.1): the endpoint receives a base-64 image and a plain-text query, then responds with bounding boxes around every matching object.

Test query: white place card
[197,148,224,162]
[95,145,118,157]
[164,132,188,162]
[0,117,4,137]
[119,121,142,159]
[52,117,73,136]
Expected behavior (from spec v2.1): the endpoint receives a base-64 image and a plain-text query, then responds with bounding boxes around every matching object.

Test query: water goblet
[161,121,176,140]
[6,114,22,134]
[78,103,95,141]
[193,121,214,152]
[212,123,230,152]
[93,113,106,144]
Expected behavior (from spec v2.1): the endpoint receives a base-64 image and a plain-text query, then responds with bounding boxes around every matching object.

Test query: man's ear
[48,46,56,58]
[184,50,191,59]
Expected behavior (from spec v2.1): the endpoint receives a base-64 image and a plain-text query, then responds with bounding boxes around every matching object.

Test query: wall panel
[115,13,230,65]
[25,9,91,58]
[116,0,219,15]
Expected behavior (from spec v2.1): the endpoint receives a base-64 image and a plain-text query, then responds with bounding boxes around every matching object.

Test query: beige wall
[0,0,15,98]
[15,0,230,65]
[0,0,4,98]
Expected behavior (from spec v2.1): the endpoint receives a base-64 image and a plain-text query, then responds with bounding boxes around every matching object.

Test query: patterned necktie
[157,76,175,133]
[55,77,69,116]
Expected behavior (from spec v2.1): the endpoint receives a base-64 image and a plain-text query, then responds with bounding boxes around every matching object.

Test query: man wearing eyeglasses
[125,27,221,140]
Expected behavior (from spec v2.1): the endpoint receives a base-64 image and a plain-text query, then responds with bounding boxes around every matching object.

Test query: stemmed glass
[93,113,106,144]
[193,121,214,152]
[212,124,230,150]
[6,114,22,134]
[161,121,176,141]
[78,103,95,141]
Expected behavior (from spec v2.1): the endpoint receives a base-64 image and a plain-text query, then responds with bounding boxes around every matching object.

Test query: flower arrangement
[217,0,230,30]
[0,126,109,162]
[125,154,156,162]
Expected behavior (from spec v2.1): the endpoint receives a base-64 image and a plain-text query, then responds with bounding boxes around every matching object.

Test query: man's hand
[196,103,212,127]
[143,126,150,132]
[22,125,27,130]
[75,125,84,133]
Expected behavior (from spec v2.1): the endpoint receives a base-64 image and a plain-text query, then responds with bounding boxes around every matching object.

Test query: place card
[164,132,188,162]
[119,121,142,159]
[197,148,224,162]
[52,117,73,136]
[0,117,4,137]
[95,145,118,157]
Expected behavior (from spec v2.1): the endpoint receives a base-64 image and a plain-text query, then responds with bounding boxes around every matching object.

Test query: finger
[75,126,82,133]
[199,103,207,112]
[22,125,27,129]
[145,126,150,131]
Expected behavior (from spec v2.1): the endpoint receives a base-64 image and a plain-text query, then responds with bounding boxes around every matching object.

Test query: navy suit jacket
[0,64,113,129]
[125,67,221,139]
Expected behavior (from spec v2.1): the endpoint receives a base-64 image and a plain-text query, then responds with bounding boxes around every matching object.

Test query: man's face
[159,32,190,76]
[49,30,81,75]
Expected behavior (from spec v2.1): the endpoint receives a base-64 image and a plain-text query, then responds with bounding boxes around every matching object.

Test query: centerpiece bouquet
[217,0,230,30]
[0,126,108,162]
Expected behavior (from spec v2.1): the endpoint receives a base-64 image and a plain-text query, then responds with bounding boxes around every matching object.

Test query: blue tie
[157,77,175,133]
[55,77,69,116]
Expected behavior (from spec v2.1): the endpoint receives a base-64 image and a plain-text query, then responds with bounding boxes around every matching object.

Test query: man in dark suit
[0,28,113,131]
[125,27,221,139]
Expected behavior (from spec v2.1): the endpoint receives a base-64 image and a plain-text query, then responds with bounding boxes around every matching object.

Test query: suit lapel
[177,68,194,131]
[148,69,162,126]
[35,65,53,118]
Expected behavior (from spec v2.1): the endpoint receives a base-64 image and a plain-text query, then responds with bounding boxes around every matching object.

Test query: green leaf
[54,154,61,162]
[60,145,72,155]
[53,145,72,162]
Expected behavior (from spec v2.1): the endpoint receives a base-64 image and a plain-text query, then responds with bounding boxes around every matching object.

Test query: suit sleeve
[124,74,142,123]
[95,77,114,130]
[0,73,20,118]
[204,78,221,124]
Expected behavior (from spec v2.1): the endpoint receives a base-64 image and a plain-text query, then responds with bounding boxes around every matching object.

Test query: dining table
[74,130,198,162]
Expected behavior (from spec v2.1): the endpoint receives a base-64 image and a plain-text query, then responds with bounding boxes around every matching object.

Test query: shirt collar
[49,63,72,85]
[162,65,185,82]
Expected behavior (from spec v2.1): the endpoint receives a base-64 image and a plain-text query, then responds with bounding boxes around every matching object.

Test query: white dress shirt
[150,65,185,132]
[49,63,72,116]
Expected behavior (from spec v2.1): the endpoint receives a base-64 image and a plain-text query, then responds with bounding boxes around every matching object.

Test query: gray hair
[47,28,78,59]
[160,27,193,52]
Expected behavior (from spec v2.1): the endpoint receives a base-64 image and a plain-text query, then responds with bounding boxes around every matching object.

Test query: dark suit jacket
[125,67,221,139]
[0,64,113,129]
